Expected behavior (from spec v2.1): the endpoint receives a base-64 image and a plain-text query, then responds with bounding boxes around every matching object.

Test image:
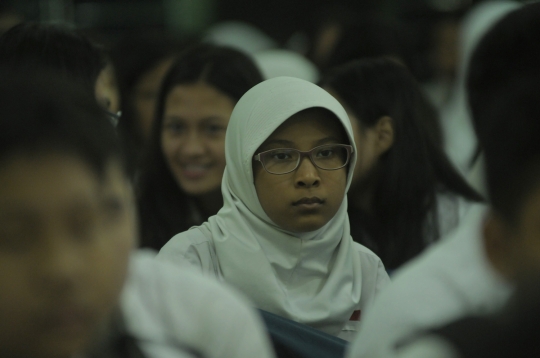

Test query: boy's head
[464,2,540,281]
[0,22,119,113]
[467,2,540,146]
[0,69,136,358]
[480,74,540,280]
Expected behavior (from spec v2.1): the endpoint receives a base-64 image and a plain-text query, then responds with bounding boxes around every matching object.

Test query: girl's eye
[204,124,226,135]
[101,196,125,224]
[316,149,334,158]
[271,151,293,160]
[164,122,185,134]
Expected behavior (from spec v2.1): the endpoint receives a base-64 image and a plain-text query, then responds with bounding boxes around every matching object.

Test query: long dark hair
[321,57,482,268]
[137,43,264,250]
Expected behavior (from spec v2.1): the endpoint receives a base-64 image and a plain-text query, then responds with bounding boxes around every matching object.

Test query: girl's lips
[293,197,324,205]
[179,164,211,180]
[293,197,325,210]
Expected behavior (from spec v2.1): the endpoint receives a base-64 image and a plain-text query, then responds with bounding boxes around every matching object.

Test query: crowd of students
[1,1,540,357]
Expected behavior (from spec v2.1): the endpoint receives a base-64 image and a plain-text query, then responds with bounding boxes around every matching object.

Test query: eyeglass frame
[253,144,354,175]
[104,110,122,127]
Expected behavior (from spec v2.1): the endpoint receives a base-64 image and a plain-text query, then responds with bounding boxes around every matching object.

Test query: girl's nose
[181,132,205,156]
[294,157,320,188]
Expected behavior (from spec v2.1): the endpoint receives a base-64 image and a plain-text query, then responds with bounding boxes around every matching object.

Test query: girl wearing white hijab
[157,76,390,341]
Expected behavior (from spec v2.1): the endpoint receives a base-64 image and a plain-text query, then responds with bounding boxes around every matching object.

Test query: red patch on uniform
[349,310,361,321]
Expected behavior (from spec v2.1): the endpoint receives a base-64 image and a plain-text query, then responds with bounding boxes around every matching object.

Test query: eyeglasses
[104,110,122,127]
[253,144,353,175]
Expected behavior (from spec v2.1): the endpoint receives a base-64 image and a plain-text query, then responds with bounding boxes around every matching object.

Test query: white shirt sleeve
[396,336,459,358]
[121,251,275,358]
[346,204,510,358]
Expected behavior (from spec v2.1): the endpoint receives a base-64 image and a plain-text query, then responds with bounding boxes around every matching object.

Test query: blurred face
[133,57,176,141]
[485,181,540,281]
[253,109,348,233]
[0,153,136,358]
[161,82,235,196]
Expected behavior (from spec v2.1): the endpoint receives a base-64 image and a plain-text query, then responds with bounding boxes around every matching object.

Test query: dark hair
[0,22,107,97]
[137,43,264,249]
[320,57,482,268]
[111,31,190,168]
[0,67,122,178]
[466,3,540,223]
[481,74,540,224]
[467,3,539,149]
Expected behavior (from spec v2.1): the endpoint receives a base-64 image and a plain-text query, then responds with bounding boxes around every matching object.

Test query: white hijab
[200,77,362,335]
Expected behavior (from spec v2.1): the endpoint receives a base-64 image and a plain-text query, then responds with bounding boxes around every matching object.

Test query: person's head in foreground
[159,76,390,339]
[0,69,135,358]
[320,57,482,268]
[397,73,540,358]
[137,42,263,249]
[0,22,120,116]
[465,2,540,282]
[479,75,540,282]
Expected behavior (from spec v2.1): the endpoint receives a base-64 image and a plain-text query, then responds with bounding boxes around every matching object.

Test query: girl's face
[253,109,349,233]
[161,82,235,196]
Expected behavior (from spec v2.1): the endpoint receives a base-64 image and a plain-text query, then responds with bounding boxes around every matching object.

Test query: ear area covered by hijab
[201,77,363,336]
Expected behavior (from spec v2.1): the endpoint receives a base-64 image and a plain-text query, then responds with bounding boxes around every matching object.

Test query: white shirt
[120,250,276,358]
[157,233,390,341]
[346,203,513,357]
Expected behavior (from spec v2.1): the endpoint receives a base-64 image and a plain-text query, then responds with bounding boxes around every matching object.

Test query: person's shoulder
[351,241,385,267]
[374,202,492,312]
[157,225,221,275]
[160,226,212,253]
[121,251,275,358]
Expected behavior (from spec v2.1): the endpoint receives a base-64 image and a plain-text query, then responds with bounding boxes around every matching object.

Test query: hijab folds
[200,77,362,335]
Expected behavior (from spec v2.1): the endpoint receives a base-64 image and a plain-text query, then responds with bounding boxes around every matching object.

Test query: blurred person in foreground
[0,22,120,122]
[397,71,540,358]
[346,2,540,357]
[0,68,275,358]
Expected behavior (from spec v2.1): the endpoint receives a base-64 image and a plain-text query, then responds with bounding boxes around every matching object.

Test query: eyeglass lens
[262,145,349,174]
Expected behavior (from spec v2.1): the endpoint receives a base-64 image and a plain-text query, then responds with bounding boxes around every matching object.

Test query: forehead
[0,153,103,213]
[164,83,234,115]
[266,108,347,141]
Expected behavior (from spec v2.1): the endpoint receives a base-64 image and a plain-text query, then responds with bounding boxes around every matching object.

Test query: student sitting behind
[0,69,274,358]
[320,58,483,270]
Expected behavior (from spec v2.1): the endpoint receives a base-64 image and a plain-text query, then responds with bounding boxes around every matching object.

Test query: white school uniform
[158,229,389,341]
[157,77,390,341]
[120,250,275,358]
[346,203,513,358]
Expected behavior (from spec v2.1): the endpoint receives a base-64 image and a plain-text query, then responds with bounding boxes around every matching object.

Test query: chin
[180,183,219,196]
[289,221,326,234]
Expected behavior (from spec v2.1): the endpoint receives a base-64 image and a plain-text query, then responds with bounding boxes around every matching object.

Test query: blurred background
[0,0,522,80]
[0,0,529,176]
[1,0,529,91]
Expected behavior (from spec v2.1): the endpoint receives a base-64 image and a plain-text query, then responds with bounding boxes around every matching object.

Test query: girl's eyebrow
[261,136,343,149]
[163,115,227,123]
